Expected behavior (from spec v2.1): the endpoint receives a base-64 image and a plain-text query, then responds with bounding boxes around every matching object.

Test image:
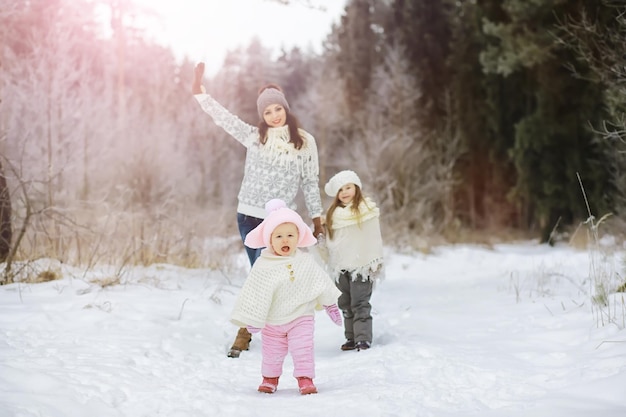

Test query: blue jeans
[237,213,264,266]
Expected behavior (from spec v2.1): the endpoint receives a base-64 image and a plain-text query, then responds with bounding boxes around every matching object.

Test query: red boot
[258,376,279,394]
[296,377,317,395]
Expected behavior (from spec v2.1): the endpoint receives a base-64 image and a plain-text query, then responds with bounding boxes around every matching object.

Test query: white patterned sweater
[231,249,341,328]
[194,94,323,220]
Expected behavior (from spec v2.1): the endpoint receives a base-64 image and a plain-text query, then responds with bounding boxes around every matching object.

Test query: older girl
[324,170,384,351]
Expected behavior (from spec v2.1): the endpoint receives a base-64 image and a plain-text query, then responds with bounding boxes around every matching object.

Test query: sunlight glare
[130,0,346,74]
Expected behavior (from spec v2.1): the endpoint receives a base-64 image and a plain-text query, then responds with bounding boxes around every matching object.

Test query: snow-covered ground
[1,242,624,417]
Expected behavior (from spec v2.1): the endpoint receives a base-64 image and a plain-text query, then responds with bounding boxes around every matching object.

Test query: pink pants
[261,315,315,379]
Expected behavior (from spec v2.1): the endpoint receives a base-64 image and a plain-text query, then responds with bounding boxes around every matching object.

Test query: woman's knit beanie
[256,87,290,119]
[244,199,316,249]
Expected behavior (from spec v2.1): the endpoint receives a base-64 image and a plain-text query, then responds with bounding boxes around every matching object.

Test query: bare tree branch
[263,0,328,11]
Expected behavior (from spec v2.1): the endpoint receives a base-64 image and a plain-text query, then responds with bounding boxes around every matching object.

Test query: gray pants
[336,271,373,343]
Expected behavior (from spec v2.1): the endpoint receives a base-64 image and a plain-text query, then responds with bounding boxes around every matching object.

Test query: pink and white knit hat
[244,199,317,249]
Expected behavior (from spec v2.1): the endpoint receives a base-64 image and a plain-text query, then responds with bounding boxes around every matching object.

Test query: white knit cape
[230,249,340,328]
[326,197,384,282]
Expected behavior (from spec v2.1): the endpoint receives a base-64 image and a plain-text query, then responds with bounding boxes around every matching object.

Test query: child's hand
[324,304,342,326]
[316,235,329,263]
[246,325,262,334]
[191,62,205,94]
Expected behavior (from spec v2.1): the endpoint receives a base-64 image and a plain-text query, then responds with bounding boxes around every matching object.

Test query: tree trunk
[0,160,11,262]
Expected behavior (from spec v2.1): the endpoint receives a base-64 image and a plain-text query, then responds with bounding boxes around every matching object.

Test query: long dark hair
[325,185,366,240]
[256,84,304,150]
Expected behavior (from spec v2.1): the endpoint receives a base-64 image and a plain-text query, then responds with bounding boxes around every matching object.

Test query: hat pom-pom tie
[265,198,287,213]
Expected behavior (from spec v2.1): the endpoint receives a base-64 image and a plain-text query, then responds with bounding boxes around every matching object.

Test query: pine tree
[333,0,379,114]
[385,0,453,129]
[445,1,512,229]
[479,0,612,239]
[558,1,626,217]
[0,161,11,263]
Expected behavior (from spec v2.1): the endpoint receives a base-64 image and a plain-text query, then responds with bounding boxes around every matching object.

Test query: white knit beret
[324,170,362,197]
[244,199,316,249]
[256,88,290,119]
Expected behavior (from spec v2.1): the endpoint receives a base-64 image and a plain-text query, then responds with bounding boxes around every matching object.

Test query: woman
[191,62,324,358]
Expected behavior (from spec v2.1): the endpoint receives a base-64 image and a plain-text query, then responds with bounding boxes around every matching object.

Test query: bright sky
[133,0,347,74]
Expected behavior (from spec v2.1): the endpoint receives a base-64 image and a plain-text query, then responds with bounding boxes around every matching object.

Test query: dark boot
[341,340,356,351]
[227,327,252,358]
[355,341,371,351]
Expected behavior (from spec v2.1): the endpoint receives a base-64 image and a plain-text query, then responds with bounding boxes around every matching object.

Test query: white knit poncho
[326,197,384,282]
[231,249,340,329]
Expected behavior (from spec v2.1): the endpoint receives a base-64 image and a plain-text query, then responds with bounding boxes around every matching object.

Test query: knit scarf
[259,125,318,176]
[331,197,380,229]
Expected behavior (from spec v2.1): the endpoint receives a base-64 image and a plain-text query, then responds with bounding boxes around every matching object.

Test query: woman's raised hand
[191,62,205,94]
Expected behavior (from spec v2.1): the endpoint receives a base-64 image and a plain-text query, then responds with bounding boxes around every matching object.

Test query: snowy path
[0,243,625,416]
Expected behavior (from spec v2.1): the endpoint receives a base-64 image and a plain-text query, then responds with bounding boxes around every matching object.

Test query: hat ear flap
[244,224,266,249]
[297,225,317,247]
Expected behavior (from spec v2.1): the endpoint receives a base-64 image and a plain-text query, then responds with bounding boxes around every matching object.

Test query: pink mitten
[247,325,262,334]
[324,304,342,326]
